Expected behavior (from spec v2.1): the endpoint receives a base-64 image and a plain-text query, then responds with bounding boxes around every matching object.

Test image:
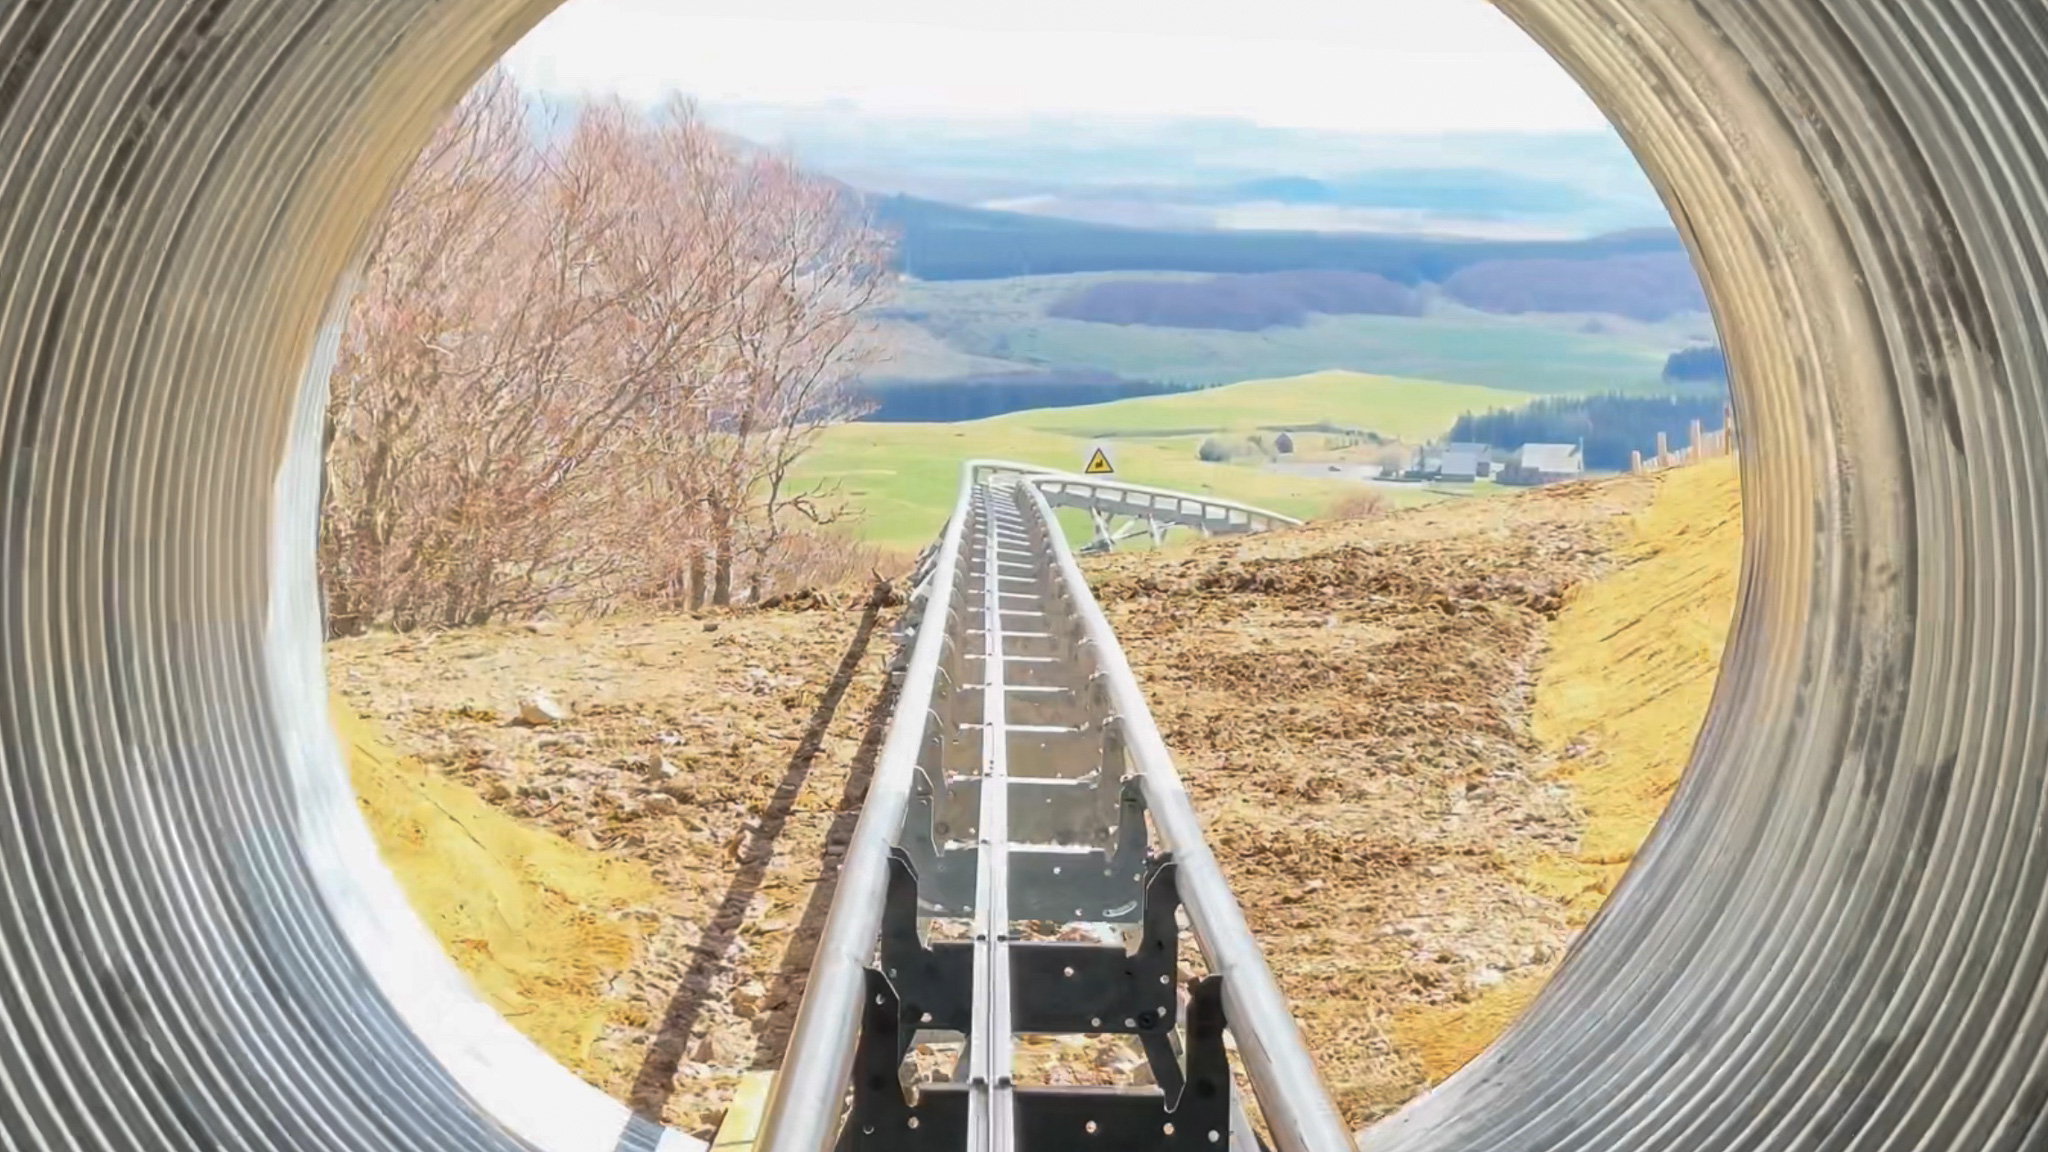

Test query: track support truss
[758,463,1342,1152]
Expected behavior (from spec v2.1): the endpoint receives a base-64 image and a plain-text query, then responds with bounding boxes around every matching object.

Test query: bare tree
[320,73,892,635]
[695,144,887,605]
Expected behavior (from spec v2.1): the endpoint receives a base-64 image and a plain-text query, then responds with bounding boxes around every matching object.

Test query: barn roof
[1516,443,1584,473]
[1440,447,1482,478]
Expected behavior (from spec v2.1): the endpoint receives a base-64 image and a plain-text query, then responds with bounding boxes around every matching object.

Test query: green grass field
[1007,369,1526,440]
[799,370,1528,550]
[883,274,1698,394]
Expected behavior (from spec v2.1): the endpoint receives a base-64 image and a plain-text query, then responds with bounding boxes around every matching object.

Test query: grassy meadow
[801,370,1529,550]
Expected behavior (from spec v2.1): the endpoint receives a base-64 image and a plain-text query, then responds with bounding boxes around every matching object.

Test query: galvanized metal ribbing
[7,3,2048,1152]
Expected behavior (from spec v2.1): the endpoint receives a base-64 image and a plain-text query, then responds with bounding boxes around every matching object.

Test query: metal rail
[1022,479,1353,1152]
[754,463,1340,1152]
[975,459,1303,554]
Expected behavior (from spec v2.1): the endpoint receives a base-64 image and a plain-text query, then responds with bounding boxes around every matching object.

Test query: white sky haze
[503,0,1611,135]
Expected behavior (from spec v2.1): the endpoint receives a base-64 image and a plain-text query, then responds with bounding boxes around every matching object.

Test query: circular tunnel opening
[0,3,2041,1152]
[316,3,1743,1141]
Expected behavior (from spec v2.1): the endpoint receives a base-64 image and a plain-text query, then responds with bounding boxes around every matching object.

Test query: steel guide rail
[967,482,1019,1149]
[755,463,1344,1152]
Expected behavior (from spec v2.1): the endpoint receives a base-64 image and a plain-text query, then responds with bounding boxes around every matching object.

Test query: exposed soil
[330,589,903,1135]
[1085,477,1656,1124]
[333,462,1741,1142]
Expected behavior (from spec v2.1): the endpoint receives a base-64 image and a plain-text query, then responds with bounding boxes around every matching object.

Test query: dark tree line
[1047,270,1422,331]
[872,193,1687,283]
[1663,344,1727,384]
[858,373,1204,422]
[1448,392,1731,471]
[1442,253,1707,322]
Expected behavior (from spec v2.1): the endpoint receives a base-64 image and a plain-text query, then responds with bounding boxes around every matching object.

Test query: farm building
[1403,446,1441,481]
[1446,441,1493,478]
[1498,443,1585,486]
[1438,445,1483,482]
[1405,441,1491,481]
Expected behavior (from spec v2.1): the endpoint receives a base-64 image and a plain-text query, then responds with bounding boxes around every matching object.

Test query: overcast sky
[502,0,1611,135]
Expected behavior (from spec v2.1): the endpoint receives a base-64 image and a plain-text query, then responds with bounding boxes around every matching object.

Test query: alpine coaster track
[760,462,1328,1152]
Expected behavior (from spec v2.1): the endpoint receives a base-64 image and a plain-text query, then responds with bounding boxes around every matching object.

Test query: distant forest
[1442,252,1708,322]
[1041,255,1709,332]
[1448,393,1731,471]
[871,194,1688,283]
[1048,271,1422,330]
[1663,344,1727,384]
[858,372,1202,422]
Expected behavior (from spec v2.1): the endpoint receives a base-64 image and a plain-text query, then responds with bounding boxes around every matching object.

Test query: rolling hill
[872,273,1698,395]
[874,194,1687,282]
[1441,251,1707,320]
[802,370,1529,549]
[1045,270,1424,330]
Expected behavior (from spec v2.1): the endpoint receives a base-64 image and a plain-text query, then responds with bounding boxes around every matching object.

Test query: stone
[517,690,569,727]
[731,980,767,1019]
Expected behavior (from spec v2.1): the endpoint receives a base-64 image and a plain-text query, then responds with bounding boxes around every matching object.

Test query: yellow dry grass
[1386,970,1550,1083]
[1530,455,1742,915]
[333,694,661,1088]
[1387,456,1743,1083]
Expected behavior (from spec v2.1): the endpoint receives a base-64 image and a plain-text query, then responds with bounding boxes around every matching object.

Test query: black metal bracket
[880,849,1182,1033]
[1017,975,1234,1151]
[840,968,1234,1152]
[839,967,969,1152]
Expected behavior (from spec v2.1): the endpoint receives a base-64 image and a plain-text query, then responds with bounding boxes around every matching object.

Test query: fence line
[1631,404,1737,475]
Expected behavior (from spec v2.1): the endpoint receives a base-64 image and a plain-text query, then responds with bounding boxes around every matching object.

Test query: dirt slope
[334,460,1742,1139]
[1088,474,1655,1122]
[331,594,900,1134]
[336,700,660,1084]
[1378,456,1741,1088]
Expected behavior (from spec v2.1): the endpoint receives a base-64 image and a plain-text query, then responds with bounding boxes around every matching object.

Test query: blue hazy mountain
[516,94,1669,238]
[1222,170,1594,216]
[692,102,1670,238]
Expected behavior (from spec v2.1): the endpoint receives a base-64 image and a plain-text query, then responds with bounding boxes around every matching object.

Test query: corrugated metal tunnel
[1,2,2043,1150]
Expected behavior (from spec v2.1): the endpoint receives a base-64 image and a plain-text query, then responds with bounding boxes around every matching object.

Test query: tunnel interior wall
[0,3,2044,1152]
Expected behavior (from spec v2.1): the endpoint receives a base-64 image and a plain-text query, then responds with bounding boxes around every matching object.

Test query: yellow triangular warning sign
[1084,447,1115,475]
